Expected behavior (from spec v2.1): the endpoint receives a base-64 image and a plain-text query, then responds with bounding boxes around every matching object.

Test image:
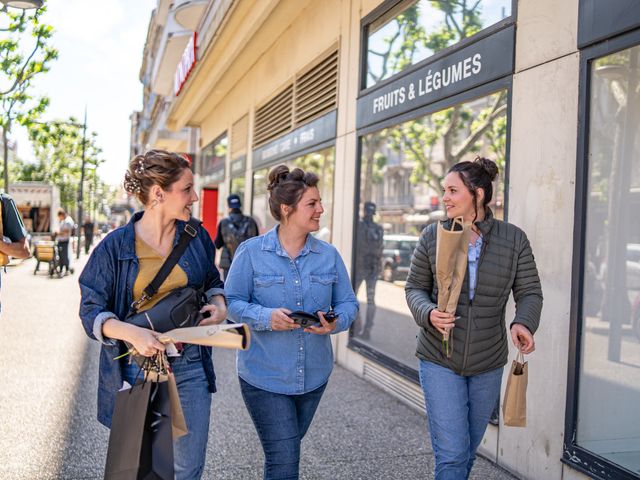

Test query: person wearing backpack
[214,194,258,280]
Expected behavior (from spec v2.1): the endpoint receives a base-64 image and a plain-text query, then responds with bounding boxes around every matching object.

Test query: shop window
[352,88,507,372]
[365,0,512,89]
[200,133,227,177]
[229,176,245,205]
[575,43,640,476]
[251,147,335,237]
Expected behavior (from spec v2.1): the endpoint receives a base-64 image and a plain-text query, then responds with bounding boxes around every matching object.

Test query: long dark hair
[447,156,499,222]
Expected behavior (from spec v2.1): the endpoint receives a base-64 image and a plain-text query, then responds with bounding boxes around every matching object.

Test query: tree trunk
[2,123,10,194]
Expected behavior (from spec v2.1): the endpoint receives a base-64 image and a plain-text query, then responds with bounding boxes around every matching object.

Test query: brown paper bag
[167,372,188,440]
[144,354,188,440]
[435,217,471,357]
[436,216,471,314]
[502,351,528,427]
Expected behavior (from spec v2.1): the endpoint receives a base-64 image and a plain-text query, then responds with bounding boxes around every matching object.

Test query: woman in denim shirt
[79,150,226,480]
[225,165,358,480]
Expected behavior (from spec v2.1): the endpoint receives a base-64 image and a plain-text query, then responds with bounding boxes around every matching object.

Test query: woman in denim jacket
[79,150,226,480]
[225,165,359,480]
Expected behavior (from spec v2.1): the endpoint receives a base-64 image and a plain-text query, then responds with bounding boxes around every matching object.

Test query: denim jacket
[225,226,358,395]
[78,211,224,427]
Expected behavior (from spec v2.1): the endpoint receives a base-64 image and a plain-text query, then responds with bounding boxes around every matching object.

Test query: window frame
[349,77,513,383]
[359,0,518,94]
[564,27,640,480]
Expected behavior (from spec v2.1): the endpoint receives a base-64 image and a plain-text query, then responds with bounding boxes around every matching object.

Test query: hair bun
[475,156,499,182]
[267,165,290,191]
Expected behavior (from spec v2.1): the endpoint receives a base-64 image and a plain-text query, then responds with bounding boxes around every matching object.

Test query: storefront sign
[204,167,225,185]
[253,110,337,168]
[578,0,640,48]
[174,32,197,96]
[356,26,514,129]
[230,155,246,177]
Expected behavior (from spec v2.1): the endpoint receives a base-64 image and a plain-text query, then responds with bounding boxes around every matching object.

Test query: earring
[151,199,158,209]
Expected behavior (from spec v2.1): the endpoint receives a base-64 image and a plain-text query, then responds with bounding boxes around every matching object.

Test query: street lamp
[0,0,43,9]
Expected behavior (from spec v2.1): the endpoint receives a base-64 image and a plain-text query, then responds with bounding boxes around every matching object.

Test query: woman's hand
[199,303,227,325]
[510,323,535,354]
[305,311,337,335]
[270,308,299,331]
[429,309,456,336]
[126,325,165,357]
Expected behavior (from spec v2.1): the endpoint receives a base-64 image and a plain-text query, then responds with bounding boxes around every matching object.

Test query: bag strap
[131,218,200,312]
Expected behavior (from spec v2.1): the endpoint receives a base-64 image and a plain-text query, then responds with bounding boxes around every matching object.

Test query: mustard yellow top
[133,236,188,312]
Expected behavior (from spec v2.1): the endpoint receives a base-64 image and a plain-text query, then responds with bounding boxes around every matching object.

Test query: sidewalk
[0,253,517,479]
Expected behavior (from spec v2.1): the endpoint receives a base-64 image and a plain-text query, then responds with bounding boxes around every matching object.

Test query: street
[0,252,516,479]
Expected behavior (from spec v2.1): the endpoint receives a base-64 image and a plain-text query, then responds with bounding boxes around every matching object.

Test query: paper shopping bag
[104,381,152,479]
[435,216,471,314]
[502,351,528,427]
[167,371,188,440]
[105,378,175,479]
[139,380,174,480]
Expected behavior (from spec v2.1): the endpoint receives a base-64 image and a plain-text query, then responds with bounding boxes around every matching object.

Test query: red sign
[174,32,197,96]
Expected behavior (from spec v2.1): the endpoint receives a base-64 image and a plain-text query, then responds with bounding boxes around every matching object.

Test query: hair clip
[134,159,145,176]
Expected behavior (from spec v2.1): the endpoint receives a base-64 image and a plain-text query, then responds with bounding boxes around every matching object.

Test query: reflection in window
[230,176,245,204]
[366,0,512,88]
[251,148,335,238]
[352,89,507,370]
[201,134,228,177]
[578,44,640,474]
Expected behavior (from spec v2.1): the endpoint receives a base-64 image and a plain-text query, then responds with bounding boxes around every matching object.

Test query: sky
[13,0,156,185]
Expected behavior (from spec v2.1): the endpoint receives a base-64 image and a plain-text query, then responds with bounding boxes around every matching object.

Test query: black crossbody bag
[126,219,208,333]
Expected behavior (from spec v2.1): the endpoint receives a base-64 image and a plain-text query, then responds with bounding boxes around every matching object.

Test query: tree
[0,6,57,192]
[27,118,104,214]
[363,1,508,210]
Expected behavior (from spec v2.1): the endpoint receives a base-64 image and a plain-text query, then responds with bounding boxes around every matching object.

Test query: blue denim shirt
[78,211,224,427]
[468,235,483,300]
[225,226,359,395]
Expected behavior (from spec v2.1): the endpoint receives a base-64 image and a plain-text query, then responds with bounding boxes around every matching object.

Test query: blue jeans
[239,377,327,480]
[419,360,503,480]
[122,346,212,480]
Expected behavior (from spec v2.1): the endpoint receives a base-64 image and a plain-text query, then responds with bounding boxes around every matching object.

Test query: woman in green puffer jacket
[405,157,543,480]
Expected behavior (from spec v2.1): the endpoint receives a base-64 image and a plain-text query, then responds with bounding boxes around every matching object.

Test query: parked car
[380,234,419,282]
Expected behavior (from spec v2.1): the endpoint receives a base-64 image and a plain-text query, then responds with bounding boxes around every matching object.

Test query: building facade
[134,1,640,478]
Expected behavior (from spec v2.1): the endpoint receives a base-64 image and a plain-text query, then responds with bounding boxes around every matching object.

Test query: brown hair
[123,150,190,205]
[267,165,319,222]
[447,156,499,222]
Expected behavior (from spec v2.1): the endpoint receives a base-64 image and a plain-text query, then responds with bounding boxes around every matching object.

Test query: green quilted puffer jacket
[405,210,543,376]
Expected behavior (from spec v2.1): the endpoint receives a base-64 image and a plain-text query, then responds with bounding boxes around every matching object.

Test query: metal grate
[253,84,293,147]
[294,49,338,126]
[363,360,425,413]
[231,114,249,158]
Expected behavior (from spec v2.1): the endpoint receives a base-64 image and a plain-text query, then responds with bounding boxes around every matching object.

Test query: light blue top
[225,226,359,394]
[468,235,483,300]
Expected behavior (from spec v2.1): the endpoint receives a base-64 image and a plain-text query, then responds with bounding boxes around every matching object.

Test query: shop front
[564,1,640,478]
[198,132,227,240]
[251,110,337,237]
[349,0,515,390]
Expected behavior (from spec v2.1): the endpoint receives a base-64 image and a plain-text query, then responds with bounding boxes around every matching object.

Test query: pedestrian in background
[79,150,227,480]
[56,208,75,275]
[213,193,258,280]
[82,215,95,254]
[405,157,543,480]
[354,200,384,339]
[225,164,359,480]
